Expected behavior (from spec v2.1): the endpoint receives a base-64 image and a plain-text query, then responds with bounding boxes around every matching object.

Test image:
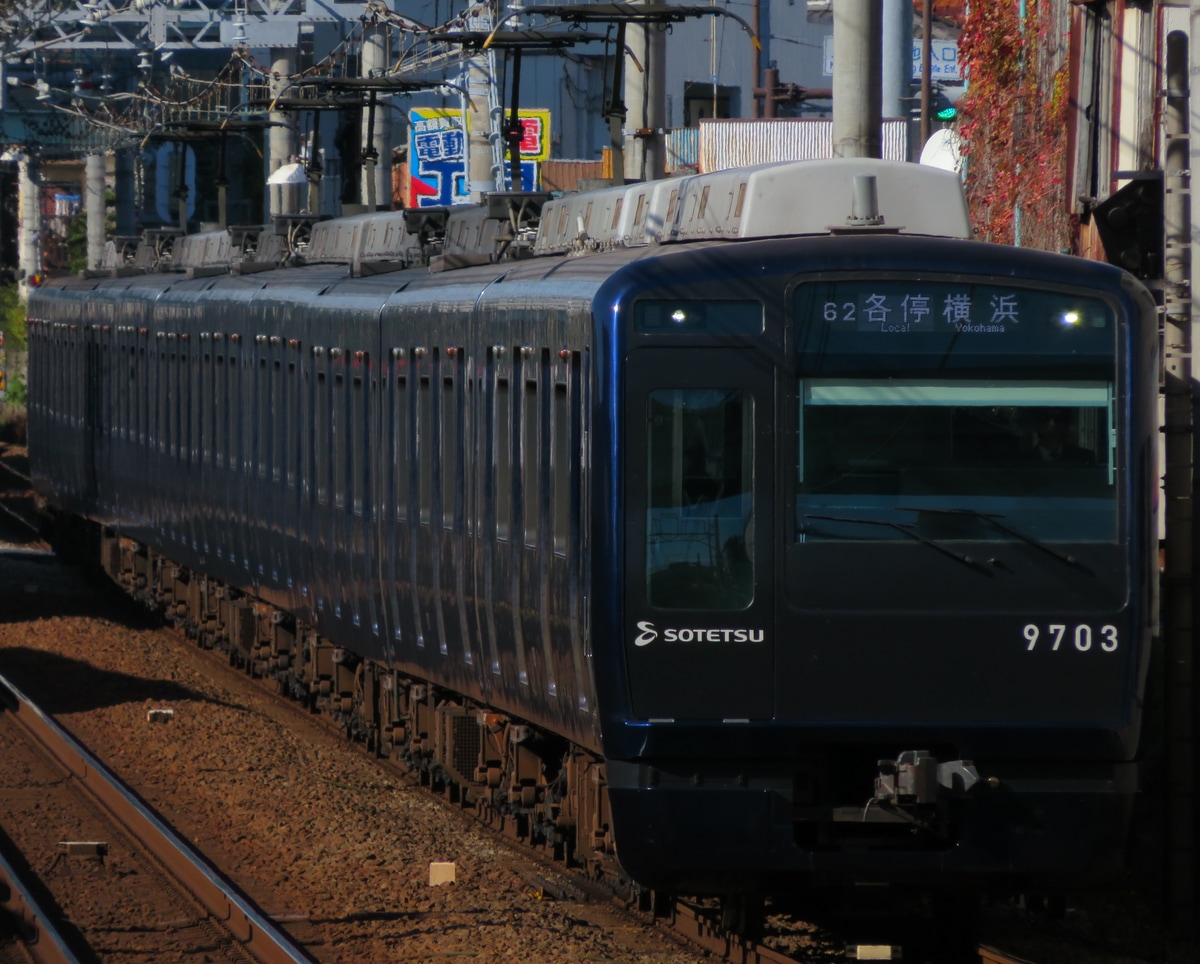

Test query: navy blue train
[26,158,1159,923]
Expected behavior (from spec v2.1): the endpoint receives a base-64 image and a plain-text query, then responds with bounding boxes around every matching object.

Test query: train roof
[533,158,972,255]
[73,159,973,285]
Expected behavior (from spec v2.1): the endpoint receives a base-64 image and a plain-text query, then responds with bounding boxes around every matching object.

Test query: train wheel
[720,892,764,940]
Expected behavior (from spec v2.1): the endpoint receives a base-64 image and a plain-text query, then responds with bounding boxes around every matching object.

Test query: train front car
[592,167,1159,906]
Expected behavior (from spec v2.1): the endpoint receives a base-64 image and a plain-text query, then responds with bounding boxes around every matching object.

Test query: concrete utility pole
[86,153,106,270]
[832,0,882,159]
[1170,17,1197,936]
[361,19,391,209]
[465,53,498,200]
[625,16,666,182]
[18,155,41,300]
[880,0,911,121]
[919,0,932,147]
[269,49,298,217]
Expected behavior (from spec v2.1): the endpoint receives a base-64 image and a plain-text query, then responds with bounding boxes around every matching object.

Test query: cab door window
[645,389,754,609]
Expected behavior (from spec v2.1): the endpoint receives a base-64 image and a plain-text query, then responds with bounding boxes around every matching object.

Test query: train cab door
[623,349,775,721]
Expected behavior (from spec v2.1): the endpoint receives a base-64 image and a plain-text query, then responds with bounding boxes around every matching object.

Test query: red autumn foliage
[957,0,1071,251]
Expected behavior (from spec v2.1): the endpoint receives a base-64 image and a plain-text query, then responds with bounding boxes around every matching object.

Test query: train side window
[645,388,755,610]
[393,367,409,521]
[352,358,368,517]
[430,350,443,526]
[286,359,299,488]
[119,344,128,440]
[132,346,142,446]
[141,342,150,448]
[553,379,569,556]
[231,348,243,478]
[201,352,211,465]
[535,349,552,549]
[157,345,167,455]
[522,363,540,548]
[443,364,458,529]
[419,374,433,525]
[215,353,226,469]
[316,370,328,505]
[162,345,171,455]
[496,375,511,540]
[166,346,174,461]
[104,342,114,443]
[192,350,202,465]
[174,345,182,460]
[257,355,269,479]
[273,358,284,483]
[334,366,347,510]
[160,346,168,455]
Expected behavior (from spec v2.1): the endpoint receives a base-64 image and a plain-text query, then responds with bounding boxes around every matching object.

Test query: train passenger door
[624,349,775,720]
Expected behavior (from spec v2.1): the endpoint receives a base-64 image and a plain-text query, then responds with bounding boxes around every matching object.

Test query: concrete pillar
[18,155,40,300]
[832,0,882,160]
[625,16,667,182]
[1169,14,1198,936]
[268,49,298,218]
[881,0,911,122]
[114,151,136,237]
[86,153,106,270]
[361,21,392,209]
[465,55,498,200]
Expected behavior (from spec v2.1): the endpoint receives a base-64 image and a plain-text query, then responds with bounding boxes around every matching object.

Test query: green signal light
[936,106,957,121]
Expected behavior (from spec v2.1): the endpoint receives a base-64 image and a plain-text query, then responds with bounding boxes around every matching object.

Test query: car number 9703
[1024,623,1119,653]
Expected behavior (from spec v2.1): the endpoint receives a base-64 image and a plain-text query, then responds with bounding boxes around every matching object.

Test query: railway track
[0,446,46,550]
[0,846,79,964]
[979,947,1038,964]
[0,669,315,963]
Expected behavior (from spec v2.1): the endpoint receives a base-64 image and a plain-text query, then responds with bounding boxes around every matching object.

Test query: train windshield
[792,279,1118,545]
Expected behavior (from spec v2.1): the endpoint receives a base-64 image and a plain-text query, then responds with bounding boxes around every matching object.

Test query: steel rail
[0,671,316,964]
[0,455,42,541]
[979,945,1039,964]
[664,902,802,963]
[0,847,81,964]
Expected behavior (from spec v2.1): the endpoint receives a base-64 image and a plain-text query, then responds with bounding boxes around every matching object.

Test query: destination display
[811,281,1109,335]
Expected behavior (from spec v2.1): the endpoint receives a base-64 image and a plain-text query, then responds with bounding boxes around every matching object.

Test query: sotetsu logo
[632,622,765,647]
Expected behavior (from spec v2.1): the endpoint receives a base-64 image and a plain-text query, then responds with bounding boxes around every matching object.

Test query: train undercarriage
[76,522,623,895]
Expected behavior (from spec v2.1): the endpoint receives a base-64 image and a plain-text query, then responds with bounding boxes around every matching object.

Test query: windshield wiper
[895,506,1083,569]
[801,513,992,575]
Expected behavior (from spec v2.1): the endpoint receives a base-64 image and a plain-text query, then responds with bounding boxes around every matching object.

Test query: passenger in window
[1030,409,1092,463]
